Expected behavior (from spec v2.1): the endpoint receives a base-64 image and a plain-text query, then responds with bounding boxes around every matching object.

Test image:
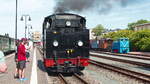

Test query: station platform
[0,47,49,84]
[129,52,150,56]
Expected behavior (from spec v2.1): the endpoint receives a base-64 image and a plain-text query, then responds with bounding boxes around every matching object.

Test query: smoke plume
[54,0,136,14]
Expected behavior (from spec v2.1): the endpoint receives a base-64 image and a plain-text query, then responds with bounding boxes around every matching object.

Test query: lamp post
[15,0,18,40]
[21,15,31,38]
[27,25,32,39]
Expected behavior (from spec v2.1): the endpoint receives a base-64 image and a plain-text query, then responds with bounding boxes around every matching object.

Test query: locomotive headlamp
[53,40,59,47]
[78,40,83,46]
[53,31,57,34]
[66,21,71,26]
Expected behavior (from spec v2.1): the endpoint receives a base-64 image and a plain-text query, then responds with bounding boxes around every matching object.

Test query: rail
[73,73,89,84]
[90,60,150,83]
[58,73,69,84]
[90,54,150,67]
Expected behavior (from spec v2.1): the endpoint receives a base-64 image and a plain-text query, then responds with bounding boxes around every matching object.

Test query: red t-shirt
[17,43,26,61]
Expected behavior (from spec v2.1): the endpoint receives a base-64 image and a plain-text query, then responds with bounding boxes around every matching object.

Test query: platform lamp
[20,15,31,38]
[27,25,32,39]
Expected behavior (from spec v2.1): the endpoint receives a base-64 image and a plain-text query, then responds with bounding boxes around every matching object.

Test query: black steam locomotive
[42,13,89,73]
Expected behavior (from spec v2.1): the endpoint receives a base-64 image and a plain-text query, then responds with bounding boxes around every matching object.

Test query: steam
[54,0,136,14]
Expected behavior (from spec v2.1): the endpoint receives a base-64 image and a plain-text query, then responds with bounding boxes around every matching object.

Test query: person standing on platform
[25,40,30,62]
[14,40,20,78]
[28,39,33,51]
[0,50,7,73]
[17,38,27,81]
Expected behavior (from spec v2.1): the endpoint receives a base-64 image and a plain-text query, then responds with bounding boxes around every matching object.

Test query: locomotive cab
[43,13,89,73]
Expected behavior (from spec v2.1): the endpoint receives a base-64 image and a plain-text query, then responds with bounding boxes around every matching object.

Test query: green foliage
[128,19,150,30]
[103,30,133,40]
[128,23,136,30]
[102,30,150,51]
[130,30,150,51]
[92,24,104,36]
[135,38,150,51]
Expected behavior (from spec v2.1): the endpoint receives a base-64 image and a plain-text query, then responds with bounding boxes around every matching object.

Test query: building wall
[32,31,41,42]
[134,23,150,31]
[89,29,96,40]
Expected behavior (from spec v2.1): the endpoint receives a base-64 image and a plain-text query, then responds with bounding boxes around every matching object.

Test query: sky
[0,0,150,39]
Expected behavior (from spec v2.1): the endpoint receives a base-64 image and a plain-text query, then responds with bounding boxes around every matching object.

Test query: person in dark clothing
[14,40,20,78]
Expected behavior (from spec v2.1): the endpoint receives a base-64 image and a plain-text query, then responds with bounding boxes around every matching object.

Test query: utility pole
[15,0,18,40]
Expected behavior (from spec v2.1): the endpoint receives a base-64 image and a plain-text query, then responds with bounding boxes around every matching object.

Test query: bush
[103,30,133,40]
[130,30,150,51]
[136,38,150,51]
[102,30,150,51]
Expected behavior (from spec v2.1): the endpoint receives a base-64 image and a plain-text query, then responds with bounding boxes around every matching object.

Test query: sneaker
[19,78,23,81]
[14,74,19,79]
[22,78,28,81]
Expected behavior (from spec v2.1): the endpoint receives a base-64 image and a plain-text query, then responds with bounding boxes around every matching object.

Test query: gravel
[64,75,84,84]
[90,56,150,75]
[47,76,62,84]
[86,65,144,84]
[46,63,147,84]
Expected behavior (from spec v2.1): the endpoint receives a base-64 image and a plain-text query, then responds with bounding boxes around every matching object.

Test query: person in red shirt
[17,38,27,81]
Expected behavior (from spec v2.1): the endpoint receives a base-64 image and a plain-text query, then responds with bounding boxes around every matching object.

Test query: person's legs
[18,69,22,79]
[21,69,25,78]
[18,60,27,80]
[20,61,26,79]
[18,61,24,79]
[14,62,19,78]
[14,68,18,78]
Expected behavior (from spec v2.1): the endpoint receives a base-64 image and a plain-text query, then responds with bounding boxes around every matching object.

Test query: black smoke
[54,0,137,14]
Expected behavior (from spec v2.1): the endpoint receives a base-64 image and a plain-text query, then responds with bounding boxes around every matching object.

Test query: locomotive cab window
[46,22,50,29]
[44,19,52,29]
[80,18,86,28]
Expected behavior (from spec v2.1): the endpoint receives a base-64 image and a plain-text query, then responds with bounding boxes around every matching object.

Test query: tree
[102,29,150,51]
[102,30,133,40]
[128,19,150,30]
[92,24,104,36]
[130,30,150,51]
[135,38,150,51]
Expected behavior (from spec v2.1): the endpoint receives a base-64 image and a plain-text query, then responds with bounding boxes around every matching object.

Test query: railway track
[90,60,150,83]
[91,51,150,60]
[90,53,150,67]
[73,73,89,84]
[127,53,150,57]
[58,73,68,84]
[38,47,89,84]
[55,73,89,84]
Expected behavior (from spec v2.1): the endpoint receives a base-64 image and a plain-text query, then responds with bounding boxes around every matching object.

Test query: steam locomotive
[42,13,89,73]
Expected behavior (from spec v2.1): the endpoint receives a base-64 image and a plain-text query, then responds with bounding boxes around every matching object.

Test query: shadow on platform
[37,60,46,72]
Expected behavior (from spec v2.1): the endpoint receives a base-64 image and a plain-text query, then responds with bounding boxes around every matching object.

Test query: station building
[134,23,150,31]
[32,31,41,42]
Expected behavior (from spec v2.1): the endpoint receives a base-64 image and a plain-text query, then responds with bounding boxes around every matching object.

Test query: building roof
[135,23,150,27]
